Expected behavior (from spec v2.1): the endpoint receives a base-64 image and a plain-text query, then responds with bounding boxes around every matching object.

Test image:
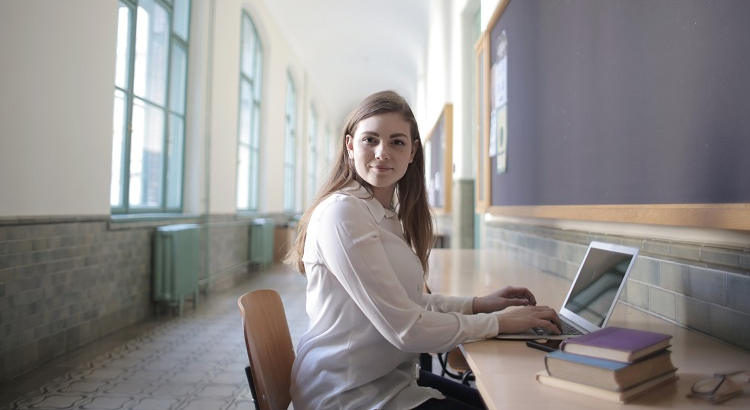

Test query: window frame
[283,73,297,212]
[236,10,263,212]
[111,0,191,214]
[306,105,318,205]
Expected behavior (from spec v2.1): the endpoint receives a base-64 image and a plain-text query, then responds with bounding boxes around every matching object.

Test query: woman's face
[346,112,416,203]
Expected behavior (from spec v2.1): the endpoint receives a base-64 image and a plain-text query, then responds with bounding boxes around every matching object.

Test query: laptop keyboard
[559,321,584,335]
[533,321,584,336]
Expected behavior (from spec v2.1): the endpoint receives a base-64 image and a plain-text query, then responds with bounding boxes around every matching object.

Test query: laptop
[496,241,639,340]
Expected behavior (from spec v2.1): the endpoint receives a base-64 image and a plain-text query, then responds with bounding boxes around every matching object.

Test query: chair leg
[245,366,261,410]
[438,351,475,385]
[419,353,433,373]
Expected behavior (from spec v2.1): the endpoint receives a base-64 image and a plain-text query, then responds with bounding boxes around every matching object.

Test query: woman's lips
[371,165,393,172]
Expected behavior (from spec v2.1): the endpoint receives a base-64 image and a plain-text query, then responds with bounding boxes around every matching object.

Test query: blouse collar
[341,182,398,222]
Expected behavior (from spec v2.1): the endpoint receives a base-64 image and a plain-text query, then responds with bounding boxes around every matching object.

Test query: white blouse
[290,184,499,410]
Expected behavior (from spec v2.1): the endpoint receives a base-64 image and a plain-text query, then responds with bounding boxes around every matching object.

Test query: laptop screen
[562,247,635,327]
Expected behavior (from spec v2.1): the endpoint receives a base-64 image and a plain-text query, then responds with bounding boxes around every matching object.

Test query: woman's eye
[392,139,407,146]
[362,136,377,144]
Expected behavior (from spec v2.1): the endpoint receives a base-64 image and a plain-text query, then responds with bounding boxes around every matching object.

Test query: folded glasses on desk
[687,370,749,404]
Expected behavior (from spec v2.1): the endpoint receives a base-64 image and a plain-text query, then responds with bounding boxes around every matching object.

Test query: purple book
[561,327,672,363]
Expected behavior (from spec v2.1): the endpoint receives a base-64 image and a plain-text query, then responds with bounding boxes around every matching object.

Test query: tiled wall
[205,217,253,291]
[0,215,281,381]
[484,220,750,350]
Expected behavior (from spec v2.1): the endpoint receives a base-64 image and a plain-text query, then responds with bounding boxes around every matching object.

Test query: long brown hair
[285,90,434,275]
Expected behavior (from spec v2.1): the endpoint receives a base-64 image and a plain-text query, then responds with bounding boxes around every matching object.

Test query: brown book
[536,369,678,403]
[545,349,676,391]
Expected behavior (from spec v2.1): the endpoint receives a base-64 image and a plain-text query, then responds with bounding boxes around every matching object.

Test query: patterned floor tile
[78,395,133,410]
[208,371,245,385]
[29,394,86,408]
[226,399,254,410]
[63,381,103,394]
[177,398,231,410]
[130,397,180,410]
[195,384,240,399]
[149,383,194,398]
[102,381,151,396]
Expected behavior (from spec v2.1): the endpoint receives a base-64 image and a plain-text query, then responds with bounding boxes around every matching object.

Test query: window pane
[169,43,187,114]
[111,90,128,207]
[173,0,190,40]
[239,80,251,144]
[166,114,184,208]
[253,52,263,100]
[249,105,261,210]
[115,3,132,89]
[249,149,258,210]
[129,98,165,207]
[237,144,249,210]
[241,16,256,77]
[134,0,169,106]
[251,103,261,148]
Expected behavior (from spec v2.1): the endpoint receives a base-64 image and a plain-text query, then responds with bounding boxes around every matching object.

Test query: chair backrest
[238,289,295,410]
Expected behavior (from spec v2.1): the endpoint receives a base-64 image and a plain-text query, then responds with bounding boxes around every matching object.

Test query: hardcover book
[545,349,676,391]
[535,369,678,403]
[561,326,672,362]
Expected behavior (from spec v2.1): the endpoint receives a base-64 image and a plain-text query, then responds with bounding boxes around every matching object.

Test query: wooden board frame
[424,103,453,214]
[474,31,490,213]
[476,0,750,232]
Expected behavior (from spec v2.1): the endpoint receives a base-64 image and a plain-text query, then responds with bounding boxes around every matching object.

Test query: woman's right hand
[496,305,562,335]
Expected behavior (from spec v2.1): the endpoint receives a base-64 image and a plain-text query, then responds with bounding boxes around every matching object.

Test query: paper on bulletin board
[491,30,508,174]
[496,105,507,173]
[489,110,497,157]
[493,51,507,108]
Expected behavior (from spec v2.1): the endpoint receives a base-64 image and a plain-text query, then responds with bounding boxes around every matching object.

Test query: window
[237,11,263,211]
[283,74,297,212]
[111,0,191,213]
[306,106,317,205]
[325,125,334,166]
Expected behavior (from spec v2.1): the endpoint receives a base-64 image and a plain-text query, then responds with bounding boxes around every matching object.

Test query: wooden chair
[238,289,295,410]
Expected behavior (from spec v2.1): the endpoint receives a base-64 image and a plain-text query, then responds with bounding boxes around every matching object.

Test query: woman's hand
[496,305,562,335]
[472,286,537,313]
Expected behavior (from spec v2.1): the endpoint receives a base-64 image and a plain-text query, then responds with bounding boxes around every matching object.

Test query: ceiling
[259,0,430,129]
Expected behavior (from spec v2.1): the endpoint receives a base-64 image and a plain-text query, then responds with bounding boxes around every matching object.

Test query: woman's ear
[409,142,416,163]
[345,134,354,157]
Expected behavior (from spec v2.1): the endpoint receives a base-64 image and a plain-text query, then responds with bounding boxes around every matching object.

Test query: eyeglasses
[687,370,749,404]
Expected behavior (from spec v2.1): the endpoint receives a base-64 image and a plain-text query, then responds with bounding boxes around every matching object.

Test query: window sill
[108,213,202,230]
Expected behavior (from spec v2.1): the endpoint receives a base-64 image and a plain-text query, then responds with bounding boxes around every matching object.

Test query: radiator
[153,224,200,314]
[249,218,275,269]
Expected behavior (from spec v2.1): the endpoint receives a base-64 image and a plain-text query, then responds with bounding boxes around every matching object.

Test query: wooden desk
[427,249,750,409]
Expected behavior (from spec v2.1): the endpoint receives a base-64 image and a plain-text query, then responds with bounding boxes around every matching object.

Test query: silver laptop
[497,241,639,340]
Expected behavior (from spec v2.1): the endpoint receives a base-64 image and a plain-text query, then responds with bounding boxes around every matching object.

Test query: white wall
[421,0,480,180]
[0,0,117,217]
[422,0,451,132]
[480,0,501,32]
[207,0,242,215]
[183,0,211,215]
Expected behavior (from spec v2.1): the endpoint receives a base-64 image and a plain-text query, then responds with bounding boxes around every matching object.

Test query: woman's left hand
[472,286,537,314]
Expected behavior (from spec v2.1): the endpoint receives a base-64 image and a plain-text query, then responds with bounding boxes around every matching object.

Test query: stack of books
[536,326,677,403]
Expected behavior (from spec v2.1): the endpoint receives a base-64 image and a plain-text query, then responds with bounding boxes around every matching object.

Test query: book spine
[535,371,622,403]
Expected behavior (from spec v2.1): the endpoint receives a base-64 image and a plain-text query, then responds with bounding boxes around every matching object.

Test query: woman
[287,91,561,409]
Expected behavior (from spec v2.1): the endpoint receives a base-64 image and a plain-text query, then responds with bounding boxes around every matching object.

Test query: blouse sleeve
[314,196,498,353]
[421,293,475,315]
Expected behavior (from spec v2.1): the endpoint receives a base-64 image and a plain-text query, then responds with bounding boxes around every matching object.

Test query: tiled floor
[0,264,308,410]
